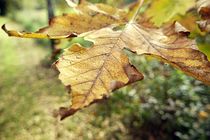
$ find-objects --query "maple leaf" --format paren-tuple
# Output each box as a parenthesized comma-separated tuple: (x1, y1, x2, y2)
(2, 2, 127, 39)
(55, 19, 210, 119)
(54, 0, 210, 118)
(56, 43, 144, 119)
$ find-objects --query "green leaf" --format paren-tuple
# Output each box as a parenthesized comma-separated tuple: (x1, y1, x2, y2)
(197, 34, 210, 60)
(69, 37, 94, 48)
(145, 0, 195, 26)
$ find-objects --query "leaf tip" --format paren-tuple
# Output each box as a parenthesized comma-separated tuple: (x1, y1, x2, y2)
(124, 64, 144, 83)
(2, 24, 9, 36)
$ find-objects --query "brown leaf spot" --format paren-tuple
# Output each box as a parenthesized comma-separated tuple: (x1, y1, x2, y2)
(199, 7, 210, 20)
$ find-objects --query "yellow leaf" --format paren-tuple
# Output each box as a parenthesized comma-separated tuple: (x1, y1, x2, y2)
(2, 3, 127, 39)
(56, 19, 210, 119)
(175, 12, 203, 36)
(56, 41, 144, 119)
(122, 21, 210, 85)
(199, 111, 209, 119)
(145, 0, 195, 26)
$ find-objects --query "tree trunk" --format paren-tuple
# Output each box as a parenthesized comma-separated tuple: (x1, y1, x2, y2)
(47, 0, 60, 60)
(0, 0, 7, 15)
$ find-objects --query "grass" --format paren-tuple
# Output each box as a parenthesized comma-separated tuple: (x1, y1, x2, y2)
(0, 16, 123, 140)
(0, 16, 74, 140)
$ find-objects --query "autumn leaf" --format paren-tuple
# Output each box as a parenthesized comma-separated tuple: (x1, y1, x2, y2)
(2, 2, 127, 39)
(55, 19, 210, 119)
(145, 0, 195, 26)
(175, 12, 203, 36)
(56, 42, 144, 119)
(123, 21, 210, 84)
(2, 1, 210, 119)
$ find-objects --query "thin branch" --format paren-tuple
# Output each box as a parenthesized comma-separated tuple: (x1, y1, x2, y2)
(130, 0, 144, 23)
(78, 0, 85, 4)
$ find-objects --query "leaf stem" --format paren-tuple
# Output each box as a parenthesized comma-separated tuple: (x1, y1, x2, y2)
(78, 0, 84, 4)
(129, 0, 144, 23)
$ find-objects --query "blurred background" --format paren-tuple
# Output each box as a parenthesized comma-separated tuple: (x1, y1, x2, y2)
(0, 0, 210, 140)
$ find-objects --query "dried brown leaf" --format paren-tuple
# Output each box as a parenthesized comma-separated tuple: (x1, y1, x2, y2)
(56, 30, 144, 119)
(56, 20, 210, 119)
(2, 3, 127, 39)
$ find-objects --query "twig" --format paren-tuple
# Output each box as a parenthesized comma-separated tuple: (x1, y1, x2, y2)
(130, 0, 144, 23)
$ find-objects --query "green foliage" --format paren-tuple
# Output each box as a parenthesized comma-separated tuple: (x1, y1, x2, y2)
(145, 0, 195, 26)
(197, 34, 210, 60)
(68, 37, 94, 48)
(95, 56, 210, 140)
